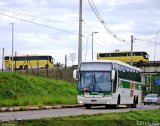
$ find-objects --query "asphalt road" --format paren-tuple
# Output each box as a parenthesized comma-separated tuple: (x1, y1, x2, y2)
(0, 103, 159, 121)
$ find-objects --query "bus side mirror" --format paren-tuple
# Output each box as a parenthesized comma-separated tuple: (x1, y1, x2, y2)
(73, 69, 78, 80)
(112, 69, 115, 80)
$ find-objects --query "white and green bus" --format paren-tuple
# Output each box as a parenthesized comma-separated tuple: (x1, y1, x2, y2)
(73, 60, 142, 109)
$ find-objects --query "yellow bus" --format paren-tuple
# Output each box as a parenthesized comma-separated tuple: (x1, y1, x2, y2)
(4, 55, 54, 70)
(97, 51, 149, 64)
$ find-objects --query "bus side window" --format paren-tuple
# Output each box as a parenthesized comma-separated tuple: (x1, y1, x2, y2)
(135, 52, 141, 56)
(99, 53, 105, 57)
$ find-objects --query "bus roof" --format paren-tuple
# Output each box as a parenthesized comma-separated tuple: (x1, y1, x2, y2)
(6, 54, 52, 57)
(98, 51, 147, 54)
(81, 60, 140, 71)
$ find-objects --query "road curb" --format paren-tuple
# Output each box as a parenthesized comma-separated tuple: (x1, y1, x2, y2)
(0, 104, 84, 112)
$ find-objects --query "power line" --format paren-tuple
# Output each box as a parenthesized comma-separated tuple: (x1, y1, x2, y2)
(0, 13, 78, 35)
(0, 9, 78, 22)
(88, 0, 112, 34)
(94, 41, 108, 49)
(0, 9, 49, 20)
(83, 35, 108, 50)
(134, 38, 160, 44)
(88, 0, 126, 42)
(83, 19, 114, 48)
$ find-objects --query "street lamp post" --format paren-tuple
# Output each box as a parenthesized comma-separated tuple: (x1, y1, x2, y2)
(92, 32, 98, 60)
(11, 23, 14, 71)
(130, 35, 133, 66)
(154, 31, 160, 62)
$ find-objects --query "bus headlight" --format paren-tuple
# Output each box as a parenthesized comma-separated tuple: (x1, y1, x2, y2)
(79, 100, 83, 104)
(107, 102, 110, 104)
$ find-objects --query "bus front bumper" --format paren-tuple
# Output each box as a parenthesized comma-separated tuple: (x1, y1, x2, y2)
(77, 96, 117, 105)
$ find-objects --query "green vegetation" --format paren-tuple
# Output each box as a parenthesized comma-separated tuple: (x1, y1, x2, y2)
(16, 67, 76, 82)
(0, 72, 77, 106)
(1, 110, 160, 126)
(143, 74, 160, 96)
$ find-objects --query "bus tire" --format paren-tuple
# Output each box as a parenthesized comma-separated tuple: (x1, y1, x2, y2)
(105, 105, 109, 109)
(139, 60, 143, 64)
(45, 64, 49, 68)
(131, 96, 137, 108)
(19, 65, 23, 70)
(112, 95, 120, 109)
(117, 95, 120, 107)
(24, 65, 28, 69)
(85, 104, 91, 109)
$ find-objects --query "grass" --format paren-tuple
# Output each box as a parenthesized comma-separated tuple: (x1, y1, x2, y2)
(1, 109, 160, 126)
(0, 72, 77, 106)
(16, 67, 75, 82)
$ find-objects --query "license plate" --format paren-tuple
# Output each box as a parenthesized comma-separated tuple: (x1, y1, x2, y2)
(91, 99, 97, 102)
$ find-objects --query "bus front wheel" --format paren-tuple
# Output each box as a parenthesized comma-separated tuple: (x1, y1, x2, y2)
(24, 65, 28, 69)
(19, 65, 23, 70)
(116, 95, 120, 107)
(139, 60, 143, 64)
(45, 64, 49, 68)
(85, 104, 91, 109)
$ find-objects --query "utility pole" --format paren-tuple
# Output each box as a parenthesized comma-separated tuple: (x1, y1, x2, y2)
(2, 48, 4, 72)
(65, 55, 67, 80)
(15, 51, 17, 72)
(130, 35, 133, 66)
(78, 0, 82, 66)
(11, 23, 14, 71)
(150, 74, 152, 92)
(154, 31, 160, 62)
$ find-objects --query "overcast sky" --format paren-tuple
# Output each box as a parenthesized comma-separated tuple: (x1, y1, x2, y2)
(0, 0, 160, 67)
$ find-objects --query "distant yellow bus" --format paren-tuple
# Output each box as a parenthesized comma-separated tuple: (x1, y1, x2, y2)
(4, 55, 54, 70)
(97, 51, 149, 63)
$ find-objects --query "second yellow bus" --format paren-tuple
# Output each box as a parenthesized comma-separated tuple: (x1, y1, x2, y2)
(97, 51, 149, 64)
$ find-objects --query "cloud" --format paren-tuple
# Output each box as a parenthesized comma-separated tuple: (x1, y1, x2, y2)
(109, 22, 134, 32)
(0, 0, 160, 67)
(39, 0, 48, 6)
(0, 1, 5, 6)
(17, 32, 53, 44)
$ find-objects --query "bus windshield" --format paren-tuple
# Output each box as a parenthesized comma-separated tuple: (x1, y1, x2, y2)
(5, 56, 9, 60)
(78, 71, 112, 92)
(142, 52, 149, 59)
(49, 56, 53, 63)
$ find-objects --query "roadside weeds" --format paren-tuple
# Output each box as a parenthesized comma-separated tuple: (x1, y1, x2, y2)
(0, 104, 84, 112)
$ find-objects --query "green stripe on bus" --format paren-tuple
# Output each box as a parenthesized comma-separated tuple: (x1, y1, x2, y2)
(136, 84, 142, 90)
(119, 79, 142, 90)
(104, 91, 112, 95)
(78, 91, 84, 95)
